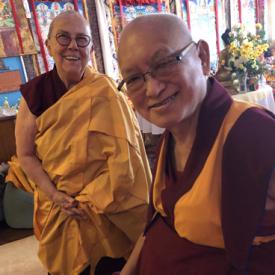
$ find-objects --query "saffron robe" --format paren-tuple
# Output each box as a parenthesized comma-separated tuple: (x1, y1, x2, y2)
(8, 67, 151, 275)
(138, 79, 275, 275)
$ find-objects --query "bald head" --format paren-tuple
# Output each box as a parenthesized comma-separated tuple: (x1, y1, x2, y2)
(117, 13, 210, 129)
(118, 14, 191, 61)
(47, 11, 91, 39)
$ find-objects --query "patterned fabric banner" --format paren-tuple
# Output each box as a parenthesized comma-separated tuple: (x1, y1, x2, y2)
(112, 3, 167, 42)
(104, 1, 167, 80)
(0, 0, 36, 57)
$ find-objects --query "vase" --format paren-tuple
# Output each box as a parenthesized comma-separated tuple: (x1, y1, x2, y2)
(247, 76, 259, 91)
(237, 72, 247, 93)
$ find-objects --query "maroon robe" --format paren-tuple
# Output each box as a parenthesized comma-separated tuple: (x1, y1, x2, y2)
(138, 78, 275, 275)
(20, 67, 67, 117)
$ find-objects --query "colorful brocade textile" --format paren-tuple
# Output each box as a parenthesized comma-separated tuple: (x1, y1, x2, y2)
(0, 0, 36, 57)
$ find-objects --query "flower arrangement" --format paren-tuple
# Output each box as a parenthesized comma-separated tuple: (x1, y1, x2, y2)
(224, 23, 269, 77)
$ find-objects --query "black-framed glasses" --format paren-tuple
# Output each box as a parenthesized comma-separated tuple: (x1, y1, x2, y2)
(118, 41, 196, 94)
(55, 33, 91, 48)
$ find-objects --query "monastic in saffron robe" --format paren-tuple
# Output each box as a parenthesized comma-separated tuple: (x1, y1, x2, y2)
(138, 78, 275, 275)
(8, 67, 151, 275)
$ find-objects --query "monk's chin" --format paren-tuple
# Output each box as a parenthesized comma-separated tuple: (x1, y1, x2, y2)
(64, 70, 83, 83)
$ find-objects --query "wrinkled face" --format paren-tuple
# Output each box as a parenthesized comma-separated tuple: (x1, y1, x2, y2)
(46, 14, 92, 87)
(118, 30, 209, 130)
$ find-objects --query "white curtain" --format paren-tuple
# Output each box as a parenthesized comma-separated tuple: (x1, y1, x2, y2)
(94, 0, 116, 79)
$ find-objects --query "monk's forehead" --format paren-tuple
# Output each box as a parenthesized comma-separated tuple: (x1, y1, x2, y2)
(120, 17, 190, 50)
(51, 14, 89, 33)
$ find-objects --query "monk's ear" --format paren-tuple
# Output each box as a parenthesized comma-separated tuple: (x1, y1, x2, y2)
(45, 39, 53, 57)
(90, 45, 94, 55)
(197, 40, 210, 76)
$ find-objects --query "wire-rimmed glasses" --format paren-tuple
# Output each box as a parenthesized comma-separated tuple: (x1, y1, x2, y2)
(55, 33, 91, 48)
(118, 41, 196, 95)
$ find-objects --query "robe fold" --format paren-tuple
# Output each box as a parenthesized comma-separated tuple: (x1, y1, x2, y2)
(7, 67, 151, 275)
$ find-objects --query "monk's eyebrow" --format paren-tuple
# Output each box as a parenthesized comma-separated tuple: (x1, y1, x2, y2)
(55, 30, 88, 36)
(122, 67, 140, 76)
(55, 30, 69, 35)
(150, 48, 172, 63)
(121, 47, 173, 76)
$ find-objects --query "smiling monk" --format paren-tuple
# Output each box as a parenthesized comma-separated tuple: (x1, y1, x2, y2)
(7, 11, 151, 275)
(117, 14, 275, 275)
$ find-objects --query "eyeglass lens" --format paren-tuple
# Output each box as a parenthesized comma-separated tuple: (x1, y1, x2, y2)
(56, 34, 90, 47)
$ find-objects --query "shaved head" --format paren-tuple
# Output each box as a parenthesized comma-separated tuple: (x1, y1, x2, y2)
(118, 14, 192, 62)
(45, 10, 93, 89)
(47, 11, 91, 39)
(117, 13, 210, 130)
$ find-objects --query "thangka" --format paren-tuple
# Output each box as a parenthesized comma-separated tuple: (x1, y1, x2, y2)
(112, 3, 167, 41)
(0, 0, 36, 57)
(106, 0, 168, 80)
(34, 1, 80, 42)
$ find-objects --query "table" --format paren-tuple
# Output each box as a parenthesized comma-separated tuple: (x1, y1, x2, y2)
(232, 85, 275, 114)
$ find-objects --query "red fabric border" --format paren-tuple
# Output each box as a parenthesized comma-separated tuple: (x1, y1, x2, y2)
(73, 0, 79, 11)
(29, 0, 49, 72)
(114, 0, 160, 4)
(255, 0, 259, 23)
(185, 0, 191, 30)
(238, 0, 242, 23)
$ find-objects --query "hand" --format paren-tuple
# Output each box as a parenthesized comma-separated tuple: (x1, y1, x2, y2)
(51, 190, 87, 220)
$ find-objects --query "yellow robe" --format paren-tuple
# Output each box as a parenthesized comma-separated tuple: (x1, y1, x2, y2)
(7, 67, 151, 275)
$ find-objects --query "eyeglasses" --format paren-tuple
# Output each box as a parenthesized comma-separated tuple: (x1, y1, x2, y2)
(118, 41, 196, 94)
(55, 33, 91, 48)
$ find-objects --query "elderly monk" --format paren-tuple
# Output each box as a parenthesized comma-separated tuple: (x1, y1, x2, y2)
(117, 14, 275, 275)
(8, 11, 151, 275)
